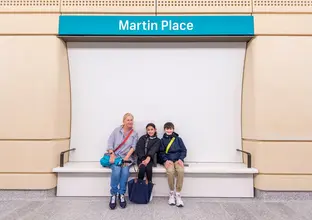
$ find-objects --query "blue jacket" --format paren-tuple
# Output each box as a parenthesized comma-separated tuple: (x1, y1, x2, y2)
(159, 132, 187, 163)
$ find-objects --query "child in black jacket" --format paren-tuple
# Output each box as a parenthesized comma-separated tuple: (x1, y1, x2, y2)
(135, 123, 160, 182)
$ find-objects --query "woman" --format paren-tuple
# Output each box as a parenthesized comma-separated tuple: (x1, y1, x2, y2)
(106, 113, 138, 210)
(136, 123, 160, 182)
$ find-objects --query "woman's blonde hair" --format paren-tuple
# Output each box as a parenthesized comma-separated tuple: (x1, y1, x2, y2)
(122, 113, 134, 124)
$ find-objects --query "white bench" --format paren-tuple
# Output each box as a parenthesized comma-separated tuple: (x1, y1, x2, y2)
(53, 161, 258, 197)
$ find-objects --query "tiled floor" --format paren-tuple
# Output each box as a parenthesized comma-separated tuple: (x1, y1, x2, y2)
(1, 196, 312, 220)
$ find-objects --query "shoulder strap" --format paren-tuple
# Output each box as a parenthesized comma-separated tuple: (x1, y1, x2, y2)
(144, 137, 149, 155)
(165, 137, 175, 154)
(114, 129, 134, 153)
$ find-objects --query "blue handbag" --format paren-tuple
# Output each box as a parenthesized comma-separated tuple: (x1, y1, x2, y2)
(100, 155, 124, 167)
(128, 178, 154, 204)
(100, 153, 112, 167)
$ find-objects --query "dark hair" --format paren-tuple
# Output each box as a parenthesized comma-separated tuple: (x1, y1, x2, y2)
(146, 123, 157, 137)
(164, 122, 174, 130)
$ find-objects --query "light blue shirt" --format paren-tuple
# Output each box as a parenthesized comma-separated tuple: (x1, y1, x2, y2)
(107, 126, 138, 161)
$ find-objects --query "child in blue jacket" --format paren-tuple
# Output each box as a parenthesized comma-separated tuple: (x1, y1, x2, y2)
(159, 122, 187, 207)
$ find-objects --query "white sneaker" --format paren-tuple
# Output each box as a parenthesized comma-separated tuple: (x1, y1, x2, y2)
(168, 191, 176, 205)
(175, 193, 184, 207)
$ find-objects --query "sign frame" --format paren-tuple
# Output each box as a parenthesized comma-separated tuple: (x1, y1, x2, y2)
(58, 15, 254, 37)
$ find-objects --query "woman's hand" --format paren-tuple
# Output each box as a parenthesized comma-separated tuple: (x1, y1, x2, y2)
(124, 156, 129, 162)
(123, 148, 134, 164)
(177, 159, 184, 167)
(109, 154, 116, 164)
(164, 160, 173, 169)
(122, 156, 130, 167)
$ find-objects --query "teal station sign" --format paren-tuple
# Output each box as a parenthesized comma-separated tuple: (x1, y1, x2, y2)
(58, 15, 254, 36)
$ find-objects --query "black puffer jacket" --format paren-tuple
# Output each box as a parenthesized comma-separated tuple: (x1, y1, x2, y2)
(135, 135, 160, 164)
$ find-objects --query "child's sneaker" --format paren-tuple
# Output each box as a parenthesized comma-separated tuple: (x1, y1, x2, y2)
(175, 193, 184, 207)
(168, 191, 176, 205)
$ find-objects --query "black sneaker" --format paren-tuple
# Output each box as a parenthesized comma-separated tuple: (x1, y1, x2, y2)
(119, 194, 127, 208)
(109, 195, 117, 210)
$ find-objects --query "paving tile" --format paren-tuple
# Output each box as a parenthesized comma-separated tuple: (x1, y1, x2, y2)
(21, 199, 72, 220)
(0, 201, 26, 219)
(198, 202, 232, 220)
(241, 201, 279, 220)
(221, 202, 257, 220)
(50, 199, 94, 220)
(265, 202, 309, 220)
(1, 201, 44, 220)
(152, 201, 181, 220)
(285, 201, 312, 219)
(124, 203, 155, 220)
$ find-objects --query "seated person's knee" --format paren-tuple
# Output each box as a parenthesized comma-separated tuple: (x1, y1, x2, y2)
(176, 167, 184, 175)
(166, 167, 175, 175)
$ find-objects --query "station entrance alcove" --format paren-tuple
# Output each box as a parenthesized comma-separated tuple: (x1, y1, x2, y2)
(53, 15, 258, 198)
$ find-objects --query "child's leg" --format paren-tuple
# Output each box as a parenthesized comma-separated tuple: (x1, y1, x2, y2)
(174, 161, 184, 193)
(146, 161, 153, 182)
(138, 164, 146, 180)
(166, 164, 176, 205)
(166, 164, 175, 191)
(174, 161, 185, 207)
